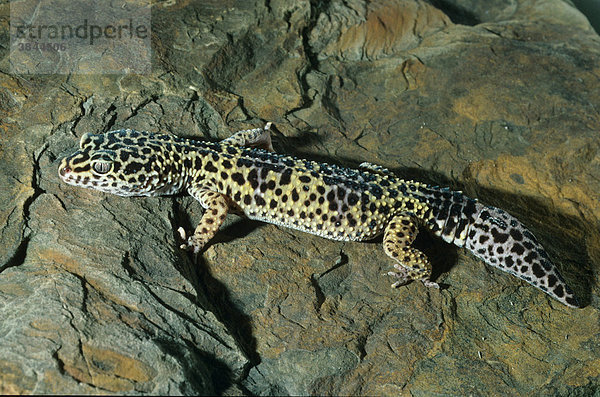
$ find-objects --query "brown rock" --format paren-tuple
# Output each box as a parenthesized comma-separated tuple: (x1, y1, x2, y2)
(1, 0, 599, 395)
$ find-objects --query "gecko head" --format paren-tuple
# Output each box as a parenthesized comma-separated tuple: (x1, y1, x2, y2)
(466, 205, 580, 308)
(59, 130, 165, 197)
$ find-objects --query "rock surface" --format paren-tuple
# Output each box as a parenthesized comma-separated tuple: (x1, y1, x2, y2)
(1, 0, 600, 394)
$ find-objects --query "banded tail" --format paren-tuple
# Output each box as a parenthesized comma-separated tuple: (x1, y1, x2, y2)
(420, 187, 580, 308)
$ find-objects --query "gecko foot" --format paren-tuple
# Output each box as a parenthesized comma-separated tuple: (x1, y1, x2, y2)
(388, 264, 439, 289)
(177, 227, 204, 254)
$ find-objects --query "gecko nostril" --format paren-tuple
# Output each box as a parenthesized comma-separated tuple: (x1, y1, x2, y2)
(59, 165, 72, 177)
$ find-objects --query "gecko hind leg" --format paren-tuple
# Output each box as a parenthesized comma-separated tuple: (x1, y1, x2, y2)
(383, 214, 439, 289)
(220, 122, 274, 151)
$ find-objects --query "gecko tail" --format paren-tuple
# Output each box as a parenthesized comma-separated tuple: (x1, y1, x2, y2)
(464, 204, 580, 308)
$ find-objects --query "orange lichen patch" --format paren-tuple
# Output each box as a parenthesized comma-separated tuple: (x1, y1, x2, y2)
(451, 85, 517, 123)
(329, 0, 450, 59)
(0, 282, 32, 297)
(32, 248, 83, 276)
(30, 318, 62, 332)
(413, 126, 455, 159)
(0, 360, 36, 394)
(236, 57, 304, 120)
(61, 344, 156, 392)
(466, 154, 600, 221)
(32, 248, 142, 314)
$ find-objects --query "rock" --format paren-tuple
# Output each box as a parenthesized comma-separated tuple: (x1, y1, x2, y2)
(1, 0, 599, 395)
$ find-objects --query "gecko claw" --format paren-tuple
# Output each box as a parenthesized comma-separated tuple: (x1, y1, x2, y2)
(177, 227, 204, 254)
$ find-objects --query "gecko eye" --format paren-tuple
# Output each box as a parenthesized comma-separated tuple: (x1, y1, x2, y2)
(92, 160, 112, 174)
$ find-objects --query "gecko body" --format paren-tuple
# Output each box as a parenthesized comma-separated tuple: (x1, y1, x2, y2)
(58, 123, 579, 307)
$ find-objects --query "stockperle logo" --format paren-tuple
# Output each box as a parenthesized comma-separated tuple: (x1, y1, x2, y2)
(10, 0, 151, 74)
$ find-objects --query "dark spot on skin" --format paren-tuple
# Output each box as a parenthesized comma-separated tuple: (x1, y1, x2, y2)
(491, 228, 509, 244)
(479, 210, 491, 221)
(566, 296, 578, 306)
(233, 192, 241, 202)
(255, 195, 266, 206)
(231, 173, 245, 185)
(222, 160, 232, 169)
(267, 180, 276, 190)
(280, 169, 292, 185)
(243, 195, 252, 205)
(248, 169, 259, 189)
(221, 172, 229, 180)
(540, 259, 552, 270)
(326, 190, 336, 202)
(497, 246, 504, 254)
(510, 229, 523, 241)
(316, 208, 321, 215)
(270, 199, 277, 209)
(291, 189, 299, 201)
(322, 214, 328, 221)
(124, 161, 144, 175)
(479, 235, 489, 244)
(505, 256, 514, 268)
(309, 193, 316, 201)
(275, 188, 282, 196)
(299, 175, 311, 183)
(282, 195, 288, 203)
(532, 263, 545, 278)
(329, 202, 337, 211)
(554, 284, 565, 298)
(317, 186, 325, 194)
(260, 168, 269, 180)
(260, 183, 268, 192)
(520, 266, 528, 273)
(511, 243, 525, 255)
(524, 251, 538, 263)
(287, 209, 294, 216)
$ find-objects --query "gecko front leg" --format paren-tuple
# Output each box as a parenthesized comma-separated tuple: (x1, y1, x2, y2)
(179, 187, 229, 253)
